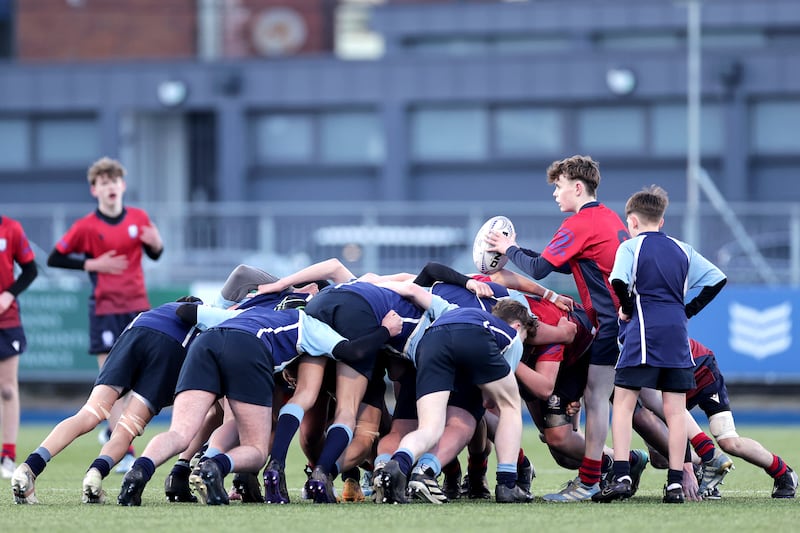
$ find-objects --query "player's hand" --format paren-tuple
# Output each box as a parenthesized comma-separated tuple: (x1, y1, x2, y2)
(618, 308, 631, 322)
(465, 278, 494, 298)
(139, 224, 163, 251)
(555, 293, 574, 312)
(282, 367, 298, 389)
(556, 316, 578, 343)
(256, 281, 284, 295)
(381, 310, 403, 337)
(0, 291, 13, 314)
(682, 462, 702, 501)
(89, 250, 129, 274)
(565, 400, 581, 417)
(485, 229, 516, 255)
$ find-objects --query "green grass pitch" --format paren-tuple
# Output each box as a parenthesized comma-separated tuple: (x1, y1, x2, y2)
(3, 423, 797, 533)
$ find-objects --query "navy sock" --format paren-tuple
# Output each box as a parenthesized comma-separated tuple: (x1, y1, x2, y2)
(89, 455, 114, 478)
(170, 460, 191, 478)
(667, 468, 683, 486)
(496, 470, 517, 489)
(391, 450, 414, 477)
(270, 405, 303, 467)
(212, 454, 233, 476)
(342, 466, 360, 482)
(25, 453, 48, 477)
(316, 425, 352, 473)
(133, 457, 156, 483)
(613, 460, 631, 480)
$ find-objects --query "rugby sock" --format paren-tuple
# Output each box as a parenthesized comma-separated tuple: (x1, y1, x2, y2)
(391, 449, 414, 477)
(316, 424, 353, 473)
(127, 445, 135, 456)
(88, 455, 114, 478)
(374, 453, 391, 471)
(211, 454, 233, 476)
(612, 460, 630, 482)
(496, 463, 517, 489)
(690, 432, 716, 463)
(132, 457, 156, 482)
(2, 443, 16, 461)
(170, 459, 191, 478)
(204, 447, 223, 458)
(667, 469, 683, 488)
(417, 453, 442, 477)
(517, 448, 525, 466)
(578, 456, 602, 486)
(25, 447, 51, 477)
(270, 404, 304, 467)
(766, 455, 788, 478)
(341, 466, 360, 482)
(442, 458, 461, 479)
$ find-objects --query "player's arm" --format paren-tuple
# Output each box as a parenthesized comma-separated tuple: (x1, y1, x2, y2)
(256, 258, 355, 295)
(412, 262, 494, 298)
(140, 222, 164, 259)
(47, 248, 128, 274)
(301, 310, 402, 362)
(0, 260, 38, 314)
(490, 269, 573, 311)
(526, 316, 576, 345)
(377, 280, 434, 310)
(684, 248, 727, 318)
(515, 358, 560, 400)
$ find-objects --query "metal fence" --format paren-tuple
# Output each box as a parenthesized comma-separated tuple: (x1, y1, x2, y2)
(4, 200, 800, 291)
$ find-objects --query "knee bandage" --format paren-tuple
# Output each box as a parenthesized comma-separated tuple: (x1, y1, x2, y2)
(708, 411, 738, 440)
(81, 399, 112, 423)
(117, 412, 147, 437)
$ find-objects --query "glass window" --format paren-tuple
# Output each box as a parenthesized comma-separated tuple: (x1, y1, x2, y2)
(752, 101, 800, 154)
(320, 111, 384, 164)
(0, 119, 30, 169)
(490, 36, 569, 53)
(652, 103, 722, 156)
(596, 32, 680, 51)
(253, 114, 313, 163)
(495, 107, 562, 156)
(36, 118, 98, 166)
(411, 107, 488, 161)
(578, 107, 645, 152)
(405, 37, 488, 55)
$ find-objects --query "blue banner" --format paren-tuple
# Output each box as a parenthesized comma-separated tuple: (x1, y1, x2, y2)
(688, 286, 799, 382)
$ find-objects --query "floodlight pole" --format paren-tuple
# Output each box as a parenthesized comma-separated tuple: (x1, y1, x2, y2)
(684, 0, 702, 248)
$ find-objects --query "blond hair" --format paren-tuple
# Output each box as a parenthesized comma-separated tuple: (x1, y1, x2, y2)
(87, 157, 126, 185)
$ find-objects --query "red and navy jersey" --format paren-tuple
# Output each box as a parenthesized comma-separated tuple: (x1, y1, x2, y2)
(523, 296, 595, 368)
(540, 202, 629, 338)
(0, 216, 36, 328)
(126, 302, 199, 347)
(55, 207, 152, 315)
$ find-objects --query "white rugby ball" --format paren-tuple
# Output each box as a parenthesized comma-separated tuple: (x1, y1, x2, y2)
(472, 215, 515, 274)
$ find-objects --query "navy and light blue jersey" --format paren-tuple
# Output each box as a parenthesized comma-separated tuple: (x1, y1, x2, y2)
(211, 306, 347, 372)
(235, 290, 312, 311)
(429, 307, 523, 371)
(610, 231, 726, 369)
(430, 281, 506, 311)
(126, 302, 198, 347)
(328, 281, 423, 355)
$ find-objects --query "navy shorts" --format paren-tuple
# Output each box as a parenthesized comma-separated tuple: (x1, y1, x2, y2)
(415, 323, 511, 398)
(392, 361, 485, 423)
(520, 355, 589, 429)
(89, 305, 142, 355)
(304, 290, 380, 378)
(686, 358, 731, 417)
(589, 334, 619, 366)
(615, 365, 696, 393)
(96, 327, 189, 414)
(0, 326, 26, 360)
(176, 328, 275, 407)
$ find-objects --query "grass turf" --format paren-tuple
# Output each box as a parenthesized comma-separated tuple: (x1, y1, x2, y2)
(3, 423, 797, 533)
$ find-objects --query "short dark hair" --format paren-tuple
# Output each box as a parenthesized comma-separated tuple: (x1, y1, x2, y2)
(491, 299, 538, 339)
(625, 185, 669, 224)
(546, 155, 601, 196)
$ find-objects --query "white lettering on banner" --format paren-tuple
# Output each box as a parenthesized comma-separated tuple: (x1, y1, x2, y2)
(728, 301, 792, 360)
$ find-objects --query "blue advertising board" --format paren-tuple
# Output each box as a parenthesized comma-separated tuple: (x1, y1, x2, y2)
(688, 286, 800, 382)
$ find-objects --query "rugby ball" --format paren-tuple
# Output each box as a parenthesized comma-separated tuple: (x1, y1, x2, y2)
(472, 216, 515, 274)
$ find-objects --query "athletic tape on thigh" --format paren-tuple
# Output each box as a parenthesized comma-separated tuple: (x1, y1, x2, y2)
(353, 423, 381, 440)
(708, 411, 738, 440)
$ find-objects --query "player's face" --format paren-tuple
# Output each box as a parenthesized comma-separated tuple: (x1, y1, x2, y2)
(552, 174, 578, 213)
(91, 175, 126, 209)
